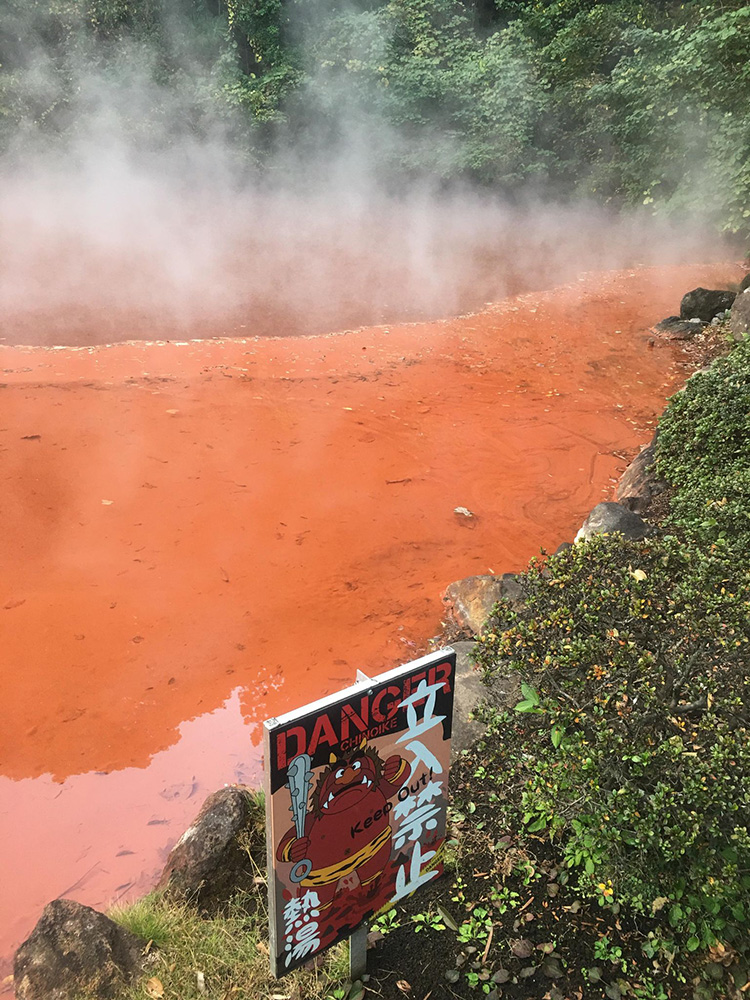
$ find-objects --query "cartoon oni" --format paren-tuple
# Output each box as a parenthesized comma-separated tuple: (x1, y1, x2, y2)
(277, 740, 406, 909)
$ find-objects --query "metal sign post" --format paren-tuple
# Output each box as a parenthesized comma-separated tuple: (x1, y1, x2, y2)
(349, 923, 368, 982)
(350, 670, 373, 983)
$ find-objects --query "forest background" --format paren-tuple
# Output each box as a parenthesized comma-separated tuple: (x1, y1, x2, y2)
(1, 0, 749, 241)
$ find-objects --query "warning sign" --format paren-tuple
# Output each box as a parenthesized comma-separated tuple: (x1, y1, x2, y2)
(263, 648, 456, 976)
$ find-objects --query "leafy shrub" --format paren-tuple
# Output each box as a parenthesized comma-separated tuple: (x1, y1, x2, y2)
(656, 340, 750, 550)
(666, 469, 750, 554)
(474, 533, 750, 955)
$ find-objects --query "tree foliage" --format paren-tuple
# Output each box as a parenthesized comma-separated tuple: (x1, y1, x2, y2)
(1, 0, 749, 229)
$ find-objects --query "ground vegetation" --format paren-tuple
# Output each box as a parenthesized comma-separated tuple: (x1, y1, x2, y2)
(466, 325, 750, 999)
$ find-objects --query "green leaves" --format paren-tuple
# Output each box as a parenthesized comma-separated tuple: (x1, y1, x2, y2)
(514, 682, 541, 713)
(436, 903, 458, 931)
(656, 341, 750, 554)
(526, 815, 548, 833)
(668, 903, 684, 927)
(475, 510, 750, 964)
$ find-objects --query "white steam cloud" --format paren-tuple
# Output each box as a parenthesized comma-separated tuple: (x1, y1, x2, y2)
(0, 1, 729, 348)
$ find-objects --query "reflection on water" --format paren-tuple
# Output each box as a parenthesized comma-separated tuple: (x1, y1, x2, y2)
(0, 688, 260, 987)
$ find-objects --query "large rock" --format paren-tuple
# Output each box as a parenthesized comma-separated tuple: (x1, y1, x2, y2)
(680, 287, 736, 322)
(157, 786, 262, 912)
(450, 641, 486, 756)
(729, 288, 750, 340)
(443, 573, 523, 636)
(575, 502, 651, 542)
(653, 315, 704, 340)
(739, 272, 750, 294)
(14, 899, 146, 1000)
(450, 641, 519, 756)
(615, 441, 665, 514)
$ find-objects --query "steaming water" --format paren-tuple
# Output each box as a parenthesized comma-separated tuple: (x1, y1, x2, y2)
(0, 252, 737, 987)
(0, 170, 729, 349)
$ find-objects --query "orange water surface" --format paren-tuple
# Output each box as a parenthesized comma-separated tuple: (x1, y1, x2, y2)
(0, 260, 738, 986)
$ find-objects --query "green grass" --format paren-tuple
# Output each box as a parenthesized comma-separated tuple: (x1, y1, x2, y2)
(110, 889, 350, 1000)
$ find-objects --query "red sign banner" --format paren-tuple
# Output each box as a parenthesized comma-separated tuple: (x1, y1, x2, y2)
(263, 648, 456, 976)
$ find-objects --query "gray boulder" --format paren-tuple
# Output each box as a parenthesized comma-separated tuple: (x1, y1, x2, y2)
(739, 272, 750, 294)
(575, 502, 651, 542)
(653, 315, 704, 340)
(450, 641, 487, 755)
(450, 641, 519, 755)
(680, 287, 736, 322)
(14, 899, 146, 1000)
(729, 288, 750, 340)
(157, 786, 262, 912)
(443, 573, 523, 636)
(615, 441, 665, 515)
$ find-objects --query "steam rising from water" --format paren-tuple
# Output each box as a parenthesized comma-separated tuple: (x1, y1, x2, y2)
(0, 4, 728, 348)
(0, 159, 728, 348)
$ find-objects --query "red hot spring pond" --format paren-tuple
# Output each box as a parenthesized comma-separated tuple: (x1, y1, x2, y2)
(0, 242, 739, 987)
